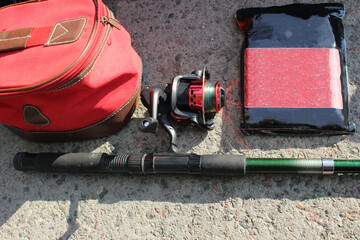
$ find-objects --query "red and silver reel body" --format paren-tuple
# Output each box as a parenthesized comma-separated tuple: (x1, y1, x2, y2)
(170, 68, 225, 129)
(139, 68, 225, 152)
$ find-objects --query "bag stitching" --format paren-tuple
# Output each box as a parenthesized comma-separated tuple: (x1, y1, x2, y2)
(52, 19, 113, 91)
(45, 18, 87, 46)
(0, 35, 30, 41)
(48, 24, 69, 43)
(54, 8, 117, 90)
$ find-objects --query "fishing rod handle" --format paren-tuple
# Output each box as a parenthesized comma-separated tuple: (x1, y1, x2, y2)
(13, 152, 246, 175)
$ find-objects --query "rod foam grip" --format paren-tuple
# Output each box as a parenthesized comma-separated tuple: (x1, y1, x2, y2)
(201, 155, 246, 176)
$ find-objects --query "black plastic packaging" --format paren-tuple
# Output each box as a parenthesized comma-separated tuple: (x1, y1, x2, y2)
(237, 3, 355, 135)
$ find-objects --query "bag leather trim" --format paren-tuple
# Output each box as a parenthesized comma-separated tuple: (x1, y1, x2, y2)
(46, 18, 87, 46)
(0, 28, 32, 52)
(23, 105, 50, 126)
(0, 18, 87, 53)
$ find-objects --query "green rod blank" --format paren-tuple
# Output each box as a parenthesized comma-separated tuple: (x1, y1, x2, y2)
(246, 158, 323, 174)
(334, 160, 360, 173)
(246, 158, 360, 174)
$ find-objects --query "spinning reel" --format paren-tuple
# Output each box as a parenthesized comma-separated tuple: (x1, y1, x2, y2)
(139, 67, 226, 152)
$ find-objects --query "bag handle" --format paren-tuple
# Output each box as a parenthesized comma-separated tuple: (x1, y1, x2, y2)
(0, 18, 86, 53)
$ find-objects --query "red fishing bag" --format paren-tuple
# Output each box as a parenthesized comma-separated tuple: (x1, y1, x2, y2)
(0, 0, 142, 141)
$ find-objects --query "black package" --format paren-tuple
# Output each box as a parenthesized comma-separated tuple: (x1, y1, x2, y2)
(236, 3, 355, 135)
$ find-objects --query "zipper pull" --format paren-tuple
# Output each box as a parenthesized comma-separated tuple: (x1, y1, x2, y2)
(100, 16, 121, 30)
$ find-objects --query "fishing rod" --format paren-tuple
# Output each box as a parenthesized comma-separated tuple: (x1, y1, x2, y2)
(13, 151, 360, 175)
(13, 68, 360, 175)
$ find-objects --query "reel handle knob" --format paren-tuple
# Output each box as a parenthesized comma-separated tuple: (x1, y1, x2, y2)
(139, 117, 159, 134)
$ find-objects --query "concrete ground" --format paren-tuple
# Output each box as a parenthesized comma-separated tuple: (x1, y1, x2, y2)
(1, 0, 360, 239)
